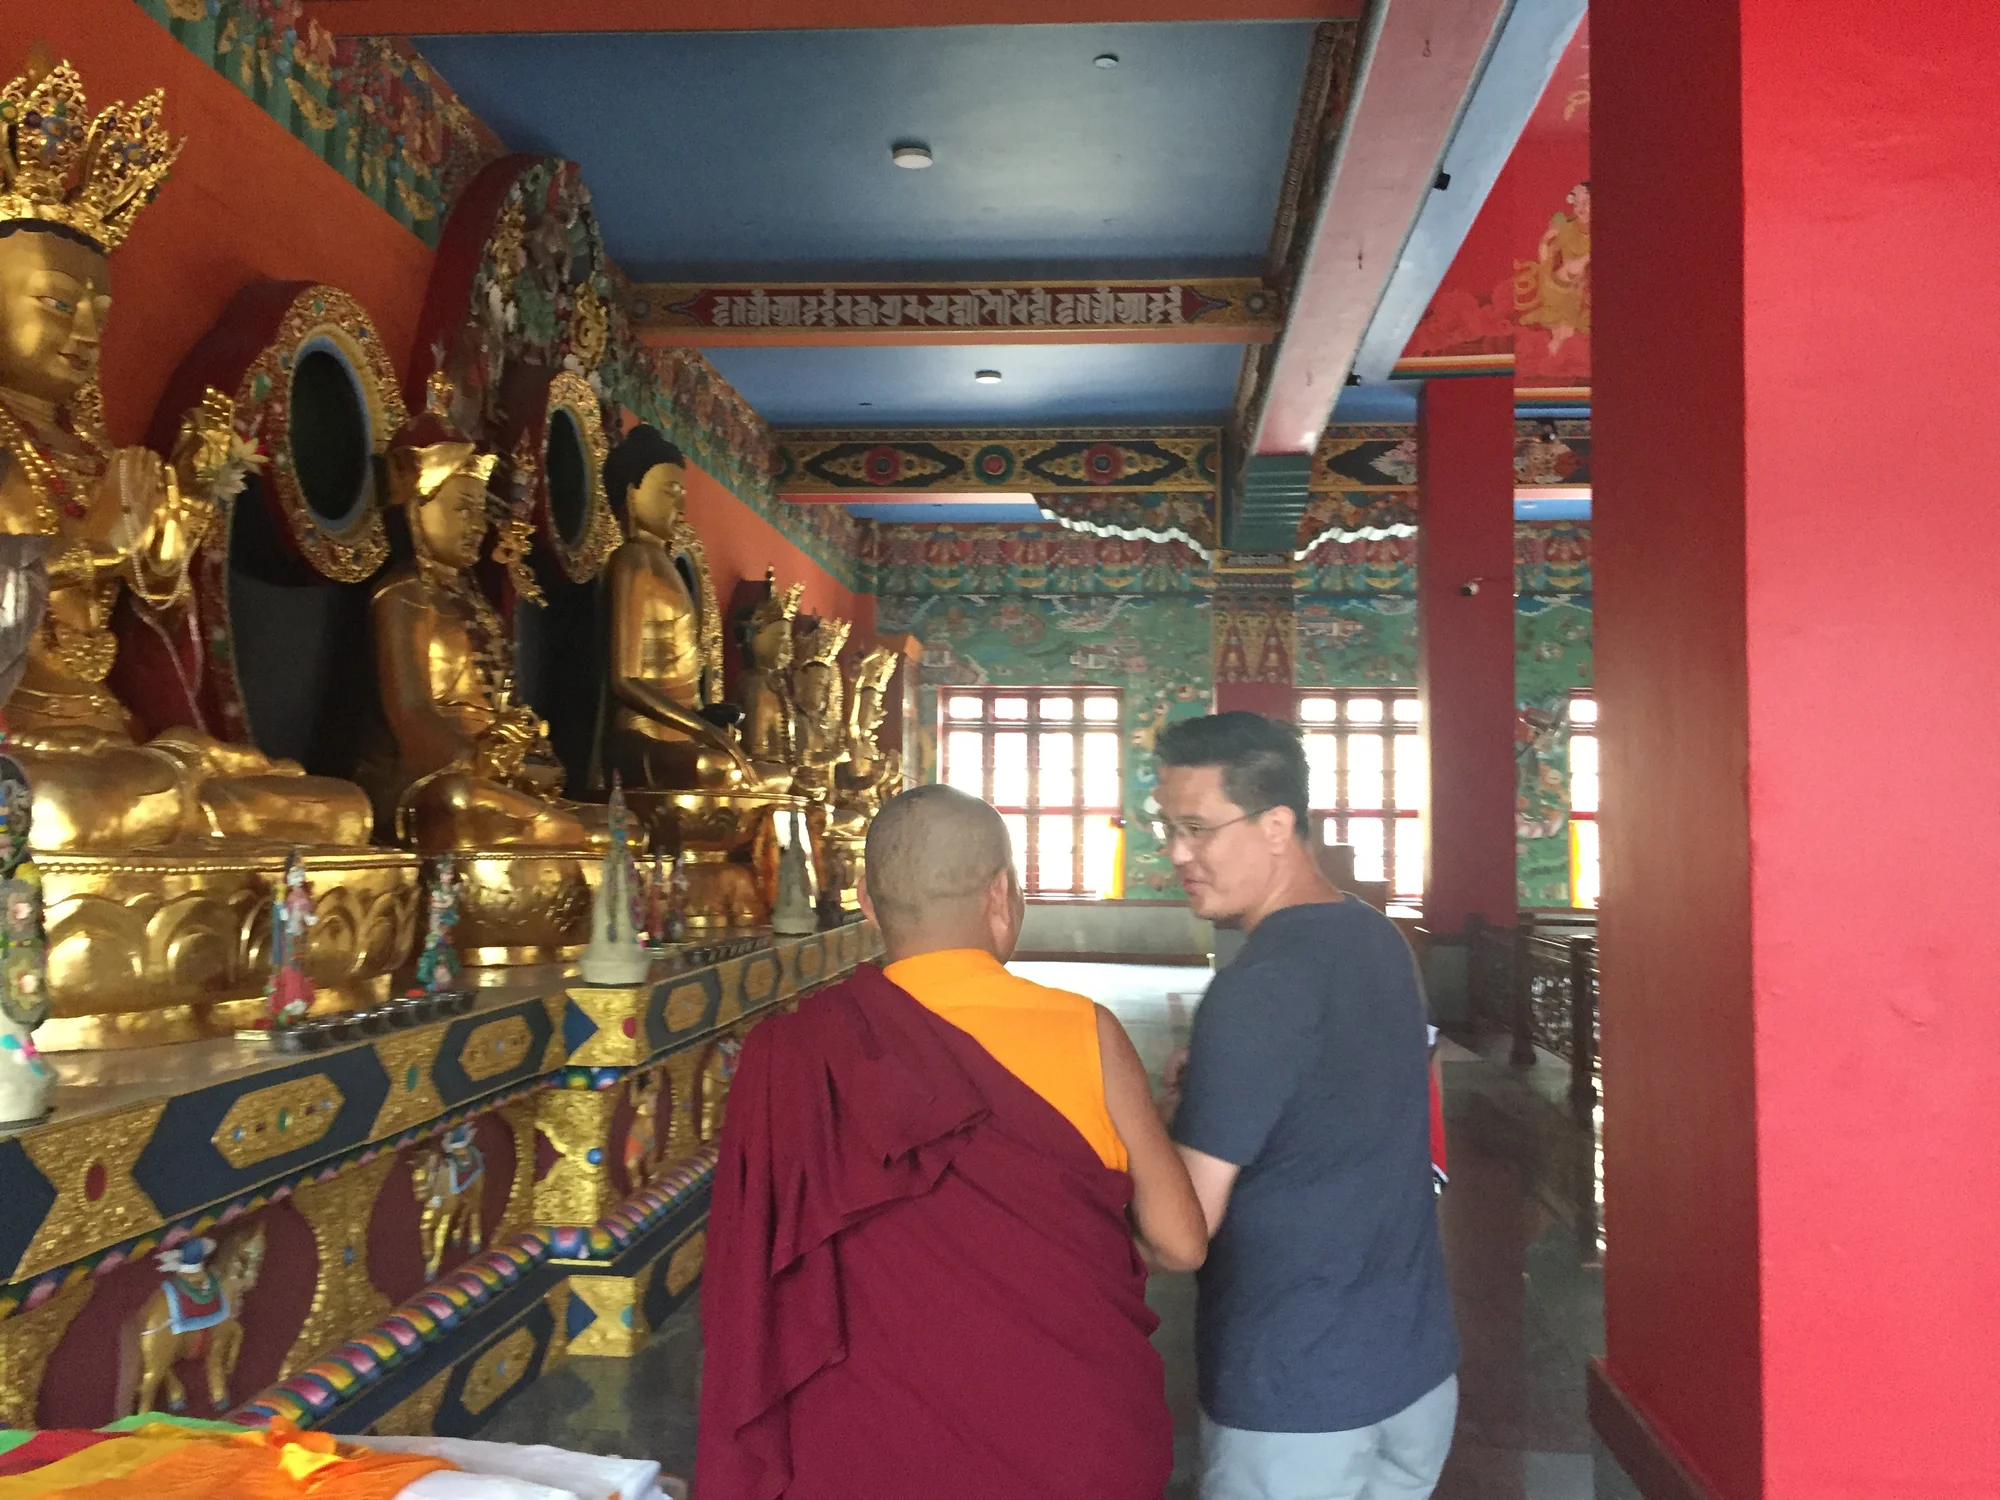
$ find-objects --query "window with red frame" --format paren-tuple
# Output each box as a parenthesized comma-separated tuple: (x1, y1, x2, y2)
(938, 689, 1123, 896)
(1297, 689, 1425, 904)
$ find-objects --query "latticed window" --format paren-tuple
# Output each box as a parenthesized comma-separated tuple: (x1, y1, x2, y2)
(1568, 692, 1599, 908)
(939, 689, 1123, 897)
(1297, 690, 1425, 903)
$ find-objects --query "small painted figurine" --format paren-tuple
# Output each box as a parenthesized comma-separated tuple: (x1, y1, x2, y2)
(415, 853, 463, 996)
(266, 850, 316, 1026)
(0, 753, 51, 1127)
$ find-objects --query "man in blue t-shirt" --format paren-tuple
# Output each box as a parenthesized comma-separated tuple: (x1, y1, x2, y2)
(1154, 712, 1459, 1500)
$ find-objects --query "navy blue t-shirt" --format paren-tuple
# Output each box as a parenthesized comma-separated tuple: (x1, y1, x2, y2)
(1172, 898, 1458, 1432)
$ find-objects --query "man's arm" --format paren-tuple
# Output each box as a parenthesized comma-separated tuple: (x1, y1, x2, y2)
(1096, 1006, 1208, 1272)
(1175, 1146, 1241, 1237)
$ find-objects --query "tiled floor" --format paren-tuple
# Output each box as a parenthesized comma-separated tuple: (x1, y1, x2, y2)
(480, 961, 1640, 1499)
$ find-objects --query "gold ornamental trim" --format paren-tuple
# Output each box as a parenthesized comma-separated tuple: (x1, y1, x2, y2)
(211, 1075, 346, 1169)
(458, 1325, 536, 1416)
(457, 1015, 534, 1083)
(237, 285, 407, 583)
(280, 1156, 394, 1378)
(664, 1227, 707, 1297)
(541, 370, 619, 584)
(15, 1102, 168, 1281)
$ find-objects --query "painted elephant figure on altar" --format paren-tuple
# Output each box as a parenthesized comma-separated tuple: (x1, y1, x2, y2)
(121, 1226, 267, 1416)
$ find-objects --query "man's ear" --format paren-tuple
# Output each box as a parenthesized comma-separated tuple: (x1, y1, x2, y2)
(857, 873, 877, 927)
(1262, 804, 1298, 849)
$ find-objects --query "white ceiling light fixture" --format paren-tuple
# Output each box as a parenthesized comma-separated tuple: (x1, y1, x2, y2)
(891, 141, 933, 169)
(1094, 53, 1120, 69)
(973, 369, 1003, 384)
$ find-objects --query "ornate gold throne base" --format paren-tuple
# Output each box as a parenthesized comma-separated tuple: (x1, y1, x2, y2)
(36, 845, 423, 1050)
(452, 849, 600, 965)
(626, 790, 797, 931)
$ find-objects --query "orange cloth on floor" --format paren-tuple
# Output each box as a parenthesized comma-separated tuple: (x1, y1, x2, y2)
(20, 1422, 452, 1500)
(883, 948, 1128, 1171)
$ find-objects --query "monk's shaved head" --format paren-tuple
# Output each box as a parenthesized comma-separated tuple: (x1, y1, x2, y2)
(863, 785, 1018, 953)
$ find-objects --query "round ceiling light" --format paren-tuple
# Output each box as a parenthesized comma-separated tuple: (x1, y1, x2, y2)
(973, 369, 1003, 384)
(891, 142, 933, 169)
(1094, 52, 1120, 69)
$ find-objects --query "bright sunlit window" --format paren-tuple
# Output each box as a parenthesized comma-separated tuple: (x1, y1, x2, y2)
(939, 689, 1123, 896)
(1297, 690, 1424, 903)
(1568, 692, 1599, 908)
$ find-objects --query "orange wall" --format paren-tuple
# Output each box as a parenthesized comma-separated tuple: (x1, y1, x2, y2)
(18, 1, 433, 442)
(684, 462, 875, 645)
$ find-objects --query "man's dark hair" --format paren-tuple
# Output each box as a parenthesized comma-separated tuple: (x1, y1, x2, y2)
(1154, 712, 1310, 840)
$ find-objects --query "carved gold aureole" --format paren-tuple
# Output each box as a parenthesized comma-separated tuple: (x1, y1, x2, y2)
(541, 371, 620, 584)
(238, 286, 407, 582)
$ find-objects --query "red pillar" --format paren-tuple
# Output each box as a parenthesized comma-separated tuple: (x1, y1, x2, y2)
(1593, 3, 2000, 1497)
(1417, 376, 1517, 932)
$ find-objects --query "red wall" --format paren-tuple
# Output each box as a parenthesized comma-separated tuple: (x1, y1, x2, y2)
(19, 1, 434, 443)
(683, 465, 875, 646)
(1417, 376, 1517, 932)
(1599, 1, 2000, 1495)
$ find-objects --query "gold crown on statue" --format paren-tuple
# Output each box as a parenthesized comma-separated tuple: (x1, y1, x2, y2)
(0, 55, 183, 251)
(853, 645, 899, 693)
(796, 616, 851, 668)
(748, 575, 805, 630)
(392, 371, 499, 500)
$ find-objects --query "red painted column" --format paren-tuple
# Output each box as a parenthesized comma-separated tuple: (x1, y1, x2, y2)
(1214, 681, 1297, 718)
(1594, 3, 2000, 1497)
(1417, 376, 1517, 932)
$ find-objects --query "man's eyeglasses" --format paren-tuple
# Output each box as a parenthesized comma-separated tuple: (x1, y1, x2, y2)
(1147, 810, 1269, 849)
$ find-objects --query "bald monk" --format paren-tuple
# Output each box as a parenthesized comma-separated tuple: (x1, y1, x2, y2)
(698, 784, 1207, 1500)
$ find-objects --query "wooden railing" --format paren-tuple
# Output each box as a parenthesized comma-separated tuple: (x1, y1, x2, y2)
(1511, 913, 1598, 1123)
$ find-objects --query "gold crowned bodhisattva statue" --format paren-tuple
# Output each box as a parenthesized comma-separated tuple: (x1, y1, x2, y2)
(599, 426, 755, 793)
(369, 377, 607, 854)
(0, 57, 374, 852)
(789, 615, 851, 800)
(833, 645, 904, 834)
(734, 573, 803, 793)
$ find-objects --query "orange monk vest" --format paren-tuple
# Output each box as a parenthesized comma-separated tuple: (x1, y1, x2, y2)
(883, 949, 1129, 1172)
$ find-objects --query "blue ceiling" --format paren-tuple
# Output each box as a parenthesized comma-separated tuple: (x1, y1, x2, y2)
(704, 342, 1243, 427)
(418, 23, 1317, 280)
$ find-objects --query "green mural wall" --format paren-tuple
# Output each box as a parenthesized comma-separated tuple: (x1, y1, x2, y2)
(874, 593, 1214, 895)
(876, 518, 1593, 907)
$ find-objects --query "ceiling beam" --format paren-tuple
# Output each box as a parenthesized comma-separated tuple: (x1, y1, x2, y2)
(776, 428, 1220, 495)
(1250, 0, 1510, 457)
(630, 278, 1278, 348)
(303, 0, 1362, 37)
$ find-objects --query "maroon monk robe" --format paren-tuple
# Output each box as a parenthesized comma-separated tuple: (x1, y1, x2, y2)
(696, 962, 1171, 1500)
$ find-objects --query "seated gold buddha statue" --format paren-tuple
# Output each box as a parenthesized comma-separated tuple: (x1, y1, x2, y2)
(0, 58, 371, 853)
(600, 426, 756, 793)
(734, 574, 803, 793)
(368, 386, 607, 854)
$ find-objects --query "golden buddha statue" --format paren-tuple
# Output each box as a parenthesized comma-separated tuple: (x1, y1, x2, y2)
(368, 380, 606, 854)
(0, 58, 374, 853)
(0, 58, 418, 1042)
(734, 574, 803, 793)
(834, 645, 904, 831)
(600, 426, 755, 793)
(789, 615, 851, 800)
